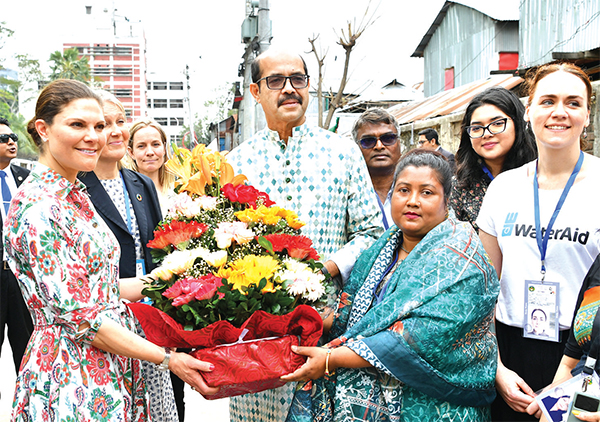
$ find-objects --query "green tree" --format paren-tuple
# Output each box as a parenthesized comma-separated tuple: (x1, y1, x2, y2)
(49, 48, 91, 82)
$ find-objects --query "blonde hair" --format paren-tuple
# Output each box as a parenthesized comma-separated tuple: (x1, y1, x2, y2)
(95, 89, 128, 169)
(128, 118, 175, 190)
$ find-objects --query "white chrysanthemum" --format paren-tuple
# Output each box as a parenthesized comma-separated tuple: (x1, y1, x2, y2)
(204, 250, 228, 267)
(282, 257, 310, 273)
(152, 246, 209, 280)
(196, 195, 218, 211)
(277, 264, 326, 302)
(213, 221, 254, 249)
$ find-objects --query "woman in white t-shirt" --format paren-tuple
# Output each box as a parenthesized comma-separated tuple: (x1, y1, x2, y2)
(477, 62, 599, 421)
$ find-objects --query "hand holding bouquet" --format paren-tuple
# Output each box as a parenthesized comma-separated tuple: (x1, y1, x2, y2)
(128, 145, 329, 398)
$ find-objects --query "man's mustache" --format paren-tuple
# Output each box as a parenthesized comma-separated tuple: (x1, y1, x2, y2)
(278, 94, 303, 107)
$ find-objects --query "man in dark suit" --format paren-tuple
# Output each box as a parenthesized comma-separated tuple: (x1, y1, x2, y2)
(418, 128, 456, 172)
(0, 117, 33, 373)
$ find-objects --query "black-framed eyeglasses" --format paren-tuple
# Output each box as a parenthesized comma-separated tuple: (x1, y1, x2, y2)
(466, 118, 510, 139)
(256, 74, 309, 90)
(0, 133, 18, 144)
(359, 133, 398, 149)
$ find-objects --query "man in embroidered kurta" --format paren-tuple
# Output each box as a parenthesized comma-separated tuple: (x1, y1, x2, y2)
(227, 49, 384, 422)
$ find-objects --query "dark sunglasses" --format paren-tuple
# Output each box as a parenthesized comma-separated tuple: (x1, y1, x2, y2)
(0, 133, 18, 144)
(359, 133, 398, 149)
(256, 74, 309, 90)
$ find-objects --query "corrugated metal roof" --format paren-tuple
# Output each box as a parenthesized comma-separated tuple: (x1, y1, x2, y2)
(412, 0, 520, 57)
(388, 74, 523, 124)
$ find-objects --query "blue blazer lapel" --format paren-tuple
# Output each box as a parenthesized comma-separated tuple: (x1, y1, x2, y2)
(80, 172, 130, 234)
(122, 169, 149, 245)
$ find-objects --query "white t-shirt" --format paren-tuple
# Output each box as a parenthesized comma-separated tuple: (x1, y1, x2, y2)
(477, 158, 600, 330)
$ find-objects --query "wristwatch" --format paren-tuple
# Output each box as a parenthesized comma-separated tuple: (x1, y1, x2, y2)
(158, 348, 171, 371)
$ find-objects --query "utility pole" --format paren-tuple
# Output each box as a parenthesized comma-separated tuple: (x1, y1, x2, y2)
(237, 0, 271, 148)
(185, 64, 195, 147)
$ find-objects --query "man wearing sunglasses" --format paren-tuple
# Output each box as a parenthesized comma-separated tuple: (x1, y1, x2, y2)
(417, 128, 456, 172)
(0, 118, 32, 377)
(227, 49, 383, 422)
(352, 109, 401, 230)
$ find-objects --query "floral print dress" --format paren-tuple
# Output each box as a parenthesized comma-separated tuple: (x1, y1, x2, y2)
(4, 164, 151, 422)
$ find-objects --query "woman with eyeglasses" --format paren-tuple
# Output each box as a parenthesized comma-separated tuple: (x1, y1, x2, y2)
(450, 87, 537, 231)
(476, 63, 600, 421)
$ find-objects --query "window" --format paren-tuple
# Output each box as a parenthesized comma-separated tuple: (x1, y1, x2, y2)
(155, 118, 168, 126)
(115, 89, 132, 97)
(92, 68, 110, 76)
(114, 68, 132, 75)
(170, 135, 183, 143)
(499, 53, 519, 71)
(147, 82, 152, 90)
(170, 117, 184, 126)
(147, 99, 152, 108)
(153, 82, 167, 90)
(170, 82, 184, 90)
(170, 99, 184, 108)
(444, 67, 454, 91)
(125, 109, 132, 118)
(153, 99, 168, 108)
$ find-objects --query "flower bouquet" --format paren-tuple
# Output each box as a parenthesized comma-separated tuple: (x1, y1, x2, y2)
(126, 144, 329, 399)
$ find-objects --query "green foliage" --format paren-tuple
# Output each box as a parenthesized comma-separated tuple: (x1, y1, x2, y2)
(143, 277, 296, 329)
(49, 48, 91, 82)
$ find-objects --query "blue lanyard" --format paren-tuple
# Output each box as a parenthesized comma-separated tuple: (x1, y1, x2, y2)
(376, 195, 389, 230)
(120, 172, 134, 235)
(533, 151, 584, 278)
(481, 163, 495, 181)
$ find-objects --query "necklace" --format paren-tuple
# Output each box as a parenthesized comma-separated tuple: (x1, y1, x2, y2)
(400, 245, 410, 254)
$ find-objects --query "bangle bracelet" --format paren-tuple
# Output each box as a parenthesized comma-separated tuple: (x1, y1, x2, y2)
(321, 265, 330, 277)
(325, 348, 335, 376)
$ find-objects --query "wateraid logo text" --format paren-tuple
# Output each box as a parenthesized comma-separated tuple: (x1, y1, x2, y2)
(501, 212, 589, 245)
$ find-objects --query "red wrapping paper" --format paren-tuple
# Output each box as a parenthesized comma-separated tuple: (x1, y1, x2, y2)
(127, 303, 323, 399)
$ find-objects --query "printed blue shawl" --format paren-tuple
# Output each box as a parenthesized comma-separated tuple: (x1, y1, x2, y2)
(288, 216, 500, 422)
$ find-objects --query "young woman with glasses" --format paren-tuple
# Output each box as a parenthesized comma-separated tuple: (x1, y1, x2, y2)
(450, 86, 537, 230)
(477, 63, 600, 421)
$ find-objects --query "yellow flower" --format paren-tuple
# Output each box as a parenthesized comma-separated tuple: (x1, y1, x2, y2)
(216, 255, 280, 293)
(165, 145, 247, 196)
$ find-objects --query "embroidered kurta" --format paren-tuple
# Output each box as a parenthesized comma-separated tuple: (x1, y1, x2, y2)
(4, 164, 151, 422)
(227, 124, 384, 281)
(227, 124, 384, 422)
(288, 216, 500, 422)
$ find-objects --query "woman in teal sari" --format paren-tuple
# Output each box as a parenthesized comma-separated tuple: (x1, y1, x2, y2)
(282, 149, 500, 421)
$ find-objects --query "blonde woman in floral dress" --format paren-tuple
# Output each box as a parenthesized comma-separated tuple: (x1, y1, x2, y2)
(4, 79, 217, 422)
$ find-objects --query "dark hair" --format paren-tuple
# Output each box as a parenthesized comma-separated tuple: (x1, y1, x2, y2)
(418, 128, 439, 145)
(27, 79, 102, 152)
(0, 117, 10, 128)
(251, 52, 308, 84)
(351, 108, 399, 142)
(455, 87, 537, 190)
(393, 149, 453, 201)
(531, 308, 547, 319)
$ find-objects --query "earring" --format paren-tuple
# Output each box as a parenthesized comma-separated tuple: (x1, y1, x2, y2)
(445, 208, 449, 219)
(583, 127, 588, 139)
(525, 121, 531, 132)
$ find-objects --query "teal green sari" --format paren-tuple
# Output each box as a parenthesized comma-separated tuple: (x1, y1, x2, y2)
(288, 216, 499, 422)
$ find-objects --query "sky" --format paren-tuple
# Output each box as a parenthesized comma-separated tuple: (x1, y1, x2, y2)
(2, 0, 446, 115)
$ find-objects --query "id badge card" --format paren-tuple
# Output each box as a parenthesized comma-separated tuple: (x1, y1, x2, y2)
(136, 259, 146, 278)
(536, 371, 600, 422)
(524, 280, 560, 342)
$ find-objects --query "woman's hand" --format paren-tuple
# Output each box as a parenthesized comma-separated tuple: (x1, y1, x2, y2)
(169, 351, 220, 396)
(526, 398, 543, 419)
(570, 410, 600, 421)
(496, 362, 536, 412)
(280, 346, 328, 382)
